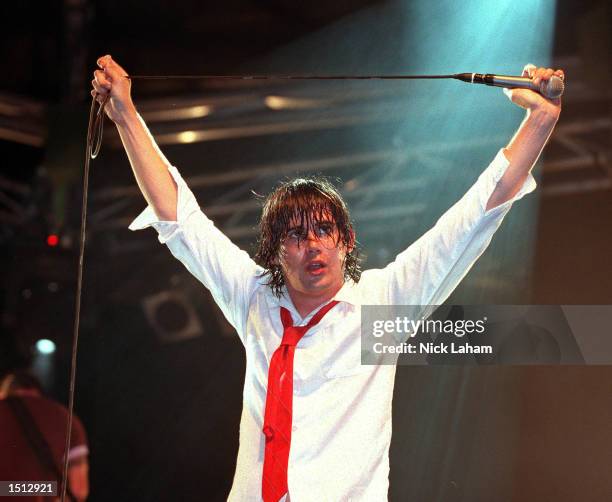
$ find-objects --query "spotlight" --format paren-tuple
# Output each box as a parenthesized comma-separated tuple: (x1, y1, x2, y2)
(35, 339, 56, 355)
(177, 131, 199, 144)
(264, 95, 328, 110)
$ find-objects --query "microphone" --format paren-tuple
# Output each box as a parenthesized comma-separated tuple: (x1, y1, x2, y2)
(454, 73, 564, 99)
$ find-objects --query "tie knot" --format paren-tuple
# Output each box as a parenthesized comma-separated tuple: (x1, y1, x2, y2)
(278, 301, 340, 346)
(281, 326, 305, 347)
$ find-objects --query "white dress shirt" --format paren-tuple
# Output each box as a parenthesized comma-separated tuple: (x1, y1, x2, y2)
(129, 149, 536, 501)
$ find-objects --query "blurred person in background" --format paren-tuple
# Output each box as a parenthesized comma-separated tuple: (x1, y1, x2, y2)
(0, 370, 89, 502)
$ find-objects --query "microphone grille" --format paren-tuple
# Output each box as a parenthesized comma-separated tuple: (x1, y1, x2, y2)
(543, 76, 565, 99)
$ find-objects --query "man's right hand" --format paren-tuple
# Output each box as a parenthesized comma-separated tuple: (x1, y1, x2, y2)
(91, 55, 135, 124)
(91, 55, 178, 220)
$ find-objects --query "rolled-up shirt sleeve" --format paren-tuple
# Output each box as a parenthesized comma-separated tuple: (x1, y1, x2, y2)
(128, 165, 199, 243)
(382, 148, 536, 310)
(128, 165, 262, 341)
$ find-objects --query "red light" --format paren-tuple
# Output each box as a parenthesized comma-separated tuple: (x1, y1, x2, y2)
(47, 234, 59, 247)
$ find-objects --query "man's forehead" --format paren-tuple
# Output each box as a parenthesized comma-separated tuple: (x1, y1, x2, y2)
(288, 210, 334, 227)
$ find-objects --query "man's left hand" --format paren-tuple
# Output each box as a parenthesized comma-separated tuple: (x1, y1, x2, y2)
(504, 64, 563, 119)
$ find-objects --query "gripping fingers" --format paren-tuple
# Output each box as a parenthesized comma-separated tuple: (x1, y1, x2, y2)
(91, 77, 108, 97)
(533, 68, 554, 87)
(97, 54, 112, 69)
(97, 55, 127, 82)
(522, 64, 564, 89)
(90, 89, 107, 104)
(93, 69, 111, 90)
(522, 63, 536, 78)
(91, 67, 113, 103)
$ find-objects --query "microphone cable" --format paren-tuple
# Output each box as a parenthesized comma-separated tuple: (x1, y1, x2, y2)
(60, 93, 108, 502)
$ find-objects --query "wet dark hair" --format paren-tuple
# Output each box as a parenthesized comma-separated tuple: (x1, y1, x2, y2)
(255, 176, 361, 297)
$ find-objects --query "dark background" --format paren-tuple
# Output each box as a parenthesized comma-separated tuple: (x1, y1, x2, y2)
(1, 1, 611, 501)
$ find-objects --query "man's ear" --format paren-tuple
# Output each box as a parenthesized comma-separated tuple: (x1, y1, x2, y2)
(347, 229, 356, 254)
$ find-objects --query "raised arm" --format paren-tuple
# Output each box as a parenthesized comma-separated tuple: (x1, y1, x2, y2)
(486, 64, 563, 211)
(375, 64, 563, 312)
(91, 55, 262, 339)
(91, 55, 178, 220)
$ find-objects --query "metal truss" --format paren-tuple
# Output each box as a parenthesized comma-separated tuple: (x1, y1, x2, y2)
(1, 57, 610, 246)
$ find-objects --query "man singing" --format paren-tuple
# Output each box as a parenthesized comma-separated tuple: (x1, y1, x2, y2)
(92, 55, 562, 501)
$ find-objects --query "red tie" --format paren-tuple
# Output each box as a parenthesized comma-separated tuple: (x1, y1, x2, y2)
(261, 300, 339, 502)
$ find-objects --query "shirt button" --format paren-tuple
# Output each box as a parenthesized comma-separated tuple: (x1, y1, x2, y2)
(292, 426, 297, 432)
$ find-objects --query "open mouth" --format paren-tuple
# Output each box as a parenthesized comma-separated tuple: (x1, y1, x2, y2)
(306, 261, 326, 273)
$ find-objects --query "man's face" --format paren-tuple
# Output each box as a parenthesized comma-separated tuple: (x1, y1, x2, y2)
(277, 213, 353, 300)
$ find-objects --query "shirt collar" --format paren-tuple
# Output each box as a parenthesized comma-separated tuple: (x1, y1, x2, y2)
(265, 280, 360, 311)
(332, 279, 360, 306)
